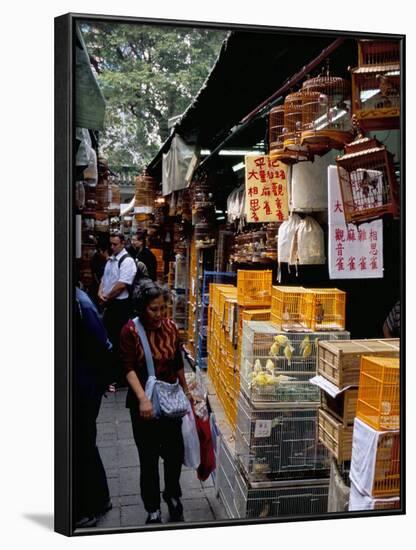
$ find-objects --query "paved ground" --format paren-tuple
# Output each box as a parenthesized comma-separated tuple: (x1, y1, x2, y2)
(95, 387, 228, 528)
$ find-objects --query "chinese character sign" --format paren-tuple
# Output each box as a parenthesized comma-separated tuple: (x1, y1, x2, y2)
(245, 155, 289, 223)
(328, 166, 383, 279)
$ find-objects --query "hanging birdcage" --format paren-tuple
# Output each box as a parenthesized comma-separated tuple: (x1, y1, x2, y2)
(336, 136, 399, 223)
(301, 75, 353, 153)
(282, 91, 319, 159)
(134, 172, 157, 222)
(351, 40, 400, 131)
(269, 105, 307, 163)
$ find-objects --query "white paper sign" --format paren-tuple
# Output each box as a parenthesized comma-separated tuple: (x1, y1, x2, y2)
(328, 166, 383, 279)
(254, 420, 272, 438)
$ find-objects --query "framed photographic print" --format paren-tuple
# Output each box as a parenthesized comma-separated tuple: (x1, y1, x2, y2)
(55, 12, 405, 537)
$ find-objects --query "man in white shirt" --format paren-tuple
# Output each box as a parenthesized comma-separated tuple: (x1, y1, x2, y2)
(98, 233, 137, 379)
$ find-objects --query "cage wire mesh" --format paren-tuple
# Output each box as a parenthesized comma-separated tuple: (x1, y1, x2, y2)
(240, 321, 350, 404)
(235, 393, 329, 481)
(217, 436, 239, 519)
(234, 468, 330, 519)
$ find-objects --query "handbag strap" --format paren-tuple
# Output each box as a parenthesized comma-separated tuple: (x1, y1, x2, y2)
(133, 317, 155, 378)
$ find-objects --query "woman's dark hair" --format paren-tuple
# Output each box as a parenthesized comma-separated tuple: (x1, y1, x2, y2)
(132, 280, 163, 317)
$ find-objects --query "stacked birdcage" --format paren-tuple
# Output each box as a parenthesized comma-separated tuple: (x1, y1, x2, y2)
(237, 270, 272, 308)
(236, 321, 350, 478)
(336, 136, 399, 223)
(271, 286, 346, 332)
(314, 338, 400, 511)
(300, 74, 353, 153)
(198, 271, 237, 370)
(234, 469, 330, 519)
(348, 355, 400, 511)
(351, 40, 400, 132)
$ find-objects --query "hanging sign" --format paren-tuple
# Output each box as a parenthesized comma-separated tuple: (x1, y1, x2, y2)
(245, 155, 289, 223)
(328, 166, 383, 279)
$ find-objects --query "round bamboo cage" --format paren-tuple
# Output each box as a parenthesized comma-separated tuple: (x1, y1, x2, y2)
(283, 91, 308, 151)
(269, 105, 285, 155)
(301, 75, 353, 152)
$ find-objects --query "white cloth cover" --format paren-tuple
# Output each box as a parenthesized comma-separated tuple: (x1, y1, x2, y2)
(291, 150, 337, 211)
(162, 134, 196, 196)
(278, 213, 302, 263)
(350, 417, 399, 497)
(349, 481, 400, 511)
(290, 215, 325, 265)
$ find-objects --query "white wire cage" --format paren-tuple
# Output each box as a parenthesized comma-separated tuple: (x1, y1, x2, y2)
(240, 321, 350, 404)
(235, 393, 329, 481)
(216, 435, 239, 519)
(234, 468, 330, 519)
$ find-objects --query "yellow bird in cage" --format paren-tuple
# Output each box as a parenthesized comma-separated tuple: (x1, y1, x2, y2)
(284, 343, 295, 365)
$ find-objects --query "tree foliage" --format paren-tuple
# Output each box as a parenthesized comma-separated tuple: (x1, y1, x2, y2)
(80, 22, 227, 169)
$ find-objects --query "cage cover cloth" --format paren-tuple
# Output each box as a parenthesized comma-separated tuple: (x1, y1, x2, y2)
(162, 134, 196, 196)
(349, 481, 399, 511)
(290, 150, 337, 211)
(349, 417, 399, 497)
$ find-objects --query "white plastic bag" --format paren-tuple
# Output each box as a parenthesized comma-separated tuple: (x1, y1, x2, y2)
(290, 215, 325, 265)
(181, 404, 201, 469)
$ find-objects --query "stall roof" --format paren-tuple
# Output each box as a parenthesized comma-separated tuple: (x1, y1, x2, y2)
(147, 30, 356, 177)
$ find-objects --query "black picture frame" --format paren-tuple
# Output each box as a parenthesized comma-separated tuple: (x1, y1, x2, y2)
(55, 12, 405, 537)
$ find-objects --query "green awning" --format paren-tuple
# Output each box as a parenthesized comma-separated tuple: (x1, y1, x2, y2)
(75, 24, 106, 131)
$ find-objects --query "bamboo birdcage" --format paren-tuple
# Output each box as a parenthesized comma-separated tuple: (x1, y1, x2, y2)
(269, 105, 308, 163)
(271, 286, 308, 331)
(351, 40, 400, 131)
(301, 75, 353, 153)
(336, 136, 399, 223)
(283, 91, 309, 152)
(302, 288, 346, 331)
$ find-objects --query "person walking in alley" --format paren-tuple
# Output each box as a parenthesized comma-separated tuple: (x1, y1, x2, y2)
(119, 281, 192, 524)
(75, 287, 113, 528)
(98, 232, 137, 381)
(127, 231, 157, 281)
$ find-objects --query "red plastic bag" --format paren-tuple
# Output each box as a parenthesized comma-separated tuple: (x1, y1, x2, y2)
(193, 409, 216, 481)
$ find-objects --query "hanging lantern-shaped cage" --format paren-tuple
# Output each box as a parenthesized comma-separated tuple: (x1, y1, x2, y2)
(336, 136, 399, 223)
(269, 105, 308, 163)
(301, 75, 353, 153)
(351, 40, 400, 131)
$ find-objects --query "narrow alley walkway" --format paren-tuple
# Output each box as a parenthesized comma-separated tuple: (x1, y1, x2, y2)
(95, 387, 228, 528)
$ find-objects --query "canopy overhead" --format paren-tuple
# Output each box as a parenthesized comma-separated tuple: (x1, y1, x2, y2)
(147, 30, 356, 178)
